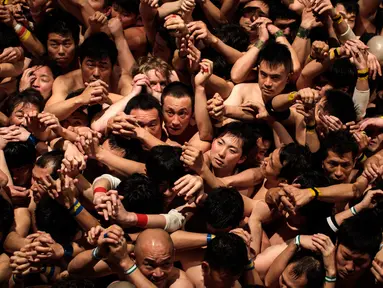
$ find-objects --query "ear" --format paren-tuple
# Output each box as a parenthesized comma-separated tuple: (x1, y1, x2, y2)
(78, 57, 82, 68)
(237, 156, 247, 164)
(201, 261, 210, 274)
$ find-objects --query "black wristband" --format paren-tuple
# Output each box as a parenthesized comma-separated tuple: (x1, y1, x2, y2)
(297, 26, 310, 39)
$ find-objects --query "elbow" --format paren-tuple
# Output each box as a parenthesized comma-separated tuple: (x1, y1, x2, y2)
(230, 71, 244, 84)
(0, 170, 8, 188)
(90, 122, 104, 133)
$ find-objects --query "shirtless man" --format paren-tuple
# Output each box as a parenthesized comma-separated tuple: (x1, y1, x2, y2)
(44, 33, 124, 120)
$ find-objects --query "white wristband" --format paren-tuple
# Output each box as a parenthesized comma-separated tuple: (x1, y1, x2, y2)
(162, 209, 185, 232)
(13, 23, 22, 33)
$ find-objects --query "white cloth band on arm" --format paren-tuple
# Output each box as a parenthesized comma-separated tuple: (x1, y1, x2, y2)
(161, 209, 185, 232)
(353, 88, 370, 120)
(93, 174, 121, 190)
(339, 24, 356, 44)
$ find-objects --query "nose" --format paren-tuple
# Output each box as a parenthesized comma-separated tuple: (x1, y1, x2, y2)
(93, 67, 101, 78)
(334, 166, 343, 179)
(58, 45, 65, 56)
(217, 147, 227, 158)
(264, 77, 272, 88)
(32, 78, 40, 88)
(153, 83, 161, 92)
(172, 115, 180, 126)
(345, 261, 355, 273)
(153, 268, 164, 278)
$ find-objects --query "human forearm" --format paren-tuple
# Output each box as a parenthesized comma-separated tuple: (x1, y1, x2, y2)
(205, 75, 234, 100)
(118, 257, 156, 287)
(210, 36, 243, 64)
(158, 0, 181, 18)
(0, 61, 24, 78)
(199, 164, 225, 189)
(44, 95, 85, 121)
(292, 34, 310, 68)
(199, 0, 223, 27)
(115, 34, 135, 75)
(171, 230, 209, 251)
(194, 86, 213, 141)
(224, 105, 256, 121)
(231, 45, 262, 84)
(296, 59, 331, 89)
(3, 231, 28, 254)
(221, 168, 264, 189)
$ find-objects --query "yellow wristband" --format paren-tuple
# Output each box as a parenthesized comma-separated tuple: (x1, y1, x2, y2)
(309, 187, 321, 199)
(358, 68, 369, 74)
(358, 76, 369, 81)
(329, 49, 335, 60)
(288, 92, 297, 102)
(20, 30, 31, 42)
(336, 16, 343, 24)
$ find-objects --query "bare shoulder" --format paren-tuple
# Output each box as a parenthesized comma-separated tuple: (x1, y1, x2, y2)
(169, 267, 195, 288)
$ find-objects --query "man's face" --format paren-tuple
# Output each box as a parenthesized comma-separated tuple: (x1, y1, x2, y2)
(31, 165, 54, 202)
(9, 102, 40, 126)
(256, 137, 271, 163)
(258, 61, 289, 101)
(135, 243, 173, 287)
(111, 5, 136, 28)
(81, 56, 113, 85)
(31, 66, 54, 100)
(336, 244, 371, 281)
(47, 33, 76, 68)
(368, 133, 383, 153)
(261, 148, 283, 180)
(11, 165, 33, 187)
(239, 0, 269, 32)
(163, 95, 192, 136)
(202, 264, 239, 288)
(335, 4, 356, 30)
(88, 0, 105, 11)
(145, 69, 168, 101)
(210, 133, 245, 172)
(61, 110, 89, 128)
(279, 263, 308, 288)
(323, 150, 354, 183)
(130, 108, 162, 140)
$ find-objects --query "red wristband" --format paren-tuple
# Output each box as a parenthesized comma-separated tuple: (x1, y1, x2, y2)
(93, 187, 107, 194)
(135, 213, 148, 227)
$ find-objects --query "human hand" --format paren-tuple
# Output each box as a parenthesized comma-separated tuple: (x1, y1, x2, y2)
(312, 0, 335, 17)
(0, 5, 16, 27)
(88, 11, 108, 32)
(164, 14, 188, 37)
(194, 59, 213, 87)
(81, 80, 109, 106)
(319, 112, 344, 132)
(372, 249, 383, 283)
(108, 17, 124, 39)
(181, 0, 195, 15)
(19, 66, 42, 92)
(187, 40, 201, 74)
(38, 112, 63, 135)
(0, 46, 24, 63)
(359, 118, 383, 131)
(87, 225, 105, 246)
(186, 21, 213, 43)
(131, 73, 152, 96)
(230, 228, 255, 259)
(358, 189, 383, 211)
(207, 93, 225, 120)
(353, 131, 370, 153)
(180, 142, 205, 174)
(240, 101, 268, 119)
(280, 183, 313, 210)
(301, 7, 322, 29)
(367, 52, 382, 81)
(249, 17, 271, 42)
(174, 174, 205, 203)
(310, 41, 329, 61)
(312, 233, 336, 275)
(94, 190, 124, 221)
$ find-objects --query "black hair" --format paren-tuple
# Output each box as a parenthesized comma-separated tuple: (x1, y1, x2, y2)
(279, 143, 311, 183)
(323, 89, 357, 124)
(337, 210, 382, 257)
(4, 142, 36, 169)
(124, 93, 163, 122)
(4, 88, 45, 117)
(161, 82, 194, 111)
(109, 135, 148, 162)
(110, 0, 140, 16)
(40, 10, 80, 46)
(322, 130, 359, 160)
(0, 195, 14, 242)
(52, 278, 94, 288)
(0, 23, 20, 53)
(216, 122, 256, 156)
(257, 40, 292, 73)
(289, 250, 325, 288)
(35, 150, 65, 180)
(66, 88, 99, 124)
(332, 0, 359, 15)
(145, 146, 186, 187)
(36, 197, 79, 245)
(79, 33, 118, 66)
(204, 233, 248, 276)
(117, 173, 163, 214)
(269, 0, 299, 22)
(327, 59, 358, 93)
(202, 187, 244, 229)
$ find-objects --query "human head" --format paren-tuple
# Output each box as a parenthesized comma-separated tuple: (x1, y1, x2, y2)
(238, 0, 269, 33)
(333, 0, 358, 30)
(336, 211, 381, 280)
(257, 40, 292, 100)
(35, 197, 79, 245)
(202, 187, 244, 233)
(321, 59, 357, 96)
(61, 89, 90, 128)
(367, 36, 383, 66)
(4, 142, 36, 187)
(117, 173, 163, 214)
(262, 143, 311, 183)
(210, 122, 255, 174)
(269, 1, 299, 42)
(0, 195, 14, 243)
(44, 11, 79, 69)
(79, 33, 118, 85)
(322, 130, 358, 183)
(202, 233, 248, 288)
(279, 251, 324, 288)
(161, 82, 194, 136)
(27, 63, 55, 100)
(6, 88, 45, 126)
(32, 150, 64, 202)
(145, 146, 186, 200)
(124, 93, 163, 140)
(132, 56, 173, 100)
(134, 229, 174, 287)
(110, 0, 140, 28)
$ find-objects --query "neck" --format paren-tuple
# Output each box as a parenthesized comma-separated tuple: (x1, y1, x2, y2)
(213, 166, 235, 178)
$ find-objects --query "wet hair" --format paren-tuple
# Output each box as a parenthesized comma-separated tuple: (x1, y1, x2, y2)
(4, 142, 36, 169)
(337, 210, 382, 257)
(145, 146, 186, 187)
(332, 0, 359, 15)
(124, 93, 163, 122)
(0, 23, 20, 53)
(327, 59, 357, 93)
(215, 122, 256, 156)
(258, 40, 292, 73)
(79, 33, 118, 66)
(40, 10, 80, 46)
(322, 130, 359, 160)
(161, 82, 194, 111)
(110, 0, 140, 16)
(132, 56, 173, 83)
(35, 197, 78, 245)
(117, 173, 163, 214)
(202, 187, 244, 229)
(279, 143, 312, 183)
(204, 233, 248, 276)
(288, 251, 325, 288)
(4, 88, 45, 117)
(0, 195, 14, 242)
(35, 150, 65, 180)
(269, 0, 299, 22)
(323, 89, 357, 124)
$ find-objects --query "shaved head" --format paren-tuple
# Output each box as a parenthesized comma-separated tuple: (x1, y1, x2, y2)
(135, 228, 174, 255)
